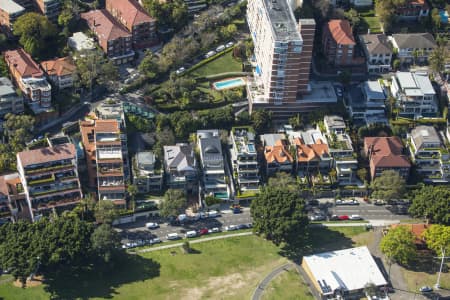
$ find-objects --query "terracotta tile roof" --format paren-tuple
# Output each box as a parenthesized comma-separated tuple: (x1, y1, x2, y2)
(327, 19, 355, 46)
(40, 57, 76, 77)
(17, 143, 76, 167)
(294, 137, 330, 163)
(364, 137, 411, 168)
(94, 119, 120, 133)
(106, 0, 154, 29)
(264, 139, 293, 164)
(3, 48, 43, 78)
(81, 9, 131, 50)
(391, 223, 428, 245)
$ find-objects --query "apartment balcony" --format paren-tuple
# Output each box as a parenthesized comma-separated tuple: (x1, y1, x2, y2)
(25, 163, 74, 175)
(35, 197, 80, 211)
(28, 174, 55, 186)
(30, 184, 79, 197)
(98, 166, 123, 176)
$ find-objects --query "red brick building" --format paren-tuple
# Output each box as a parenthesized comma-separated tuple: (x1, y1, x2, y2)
(322, 19, 359, 66)
(364, 137, 411, 180)
(105, 0, 157, 49)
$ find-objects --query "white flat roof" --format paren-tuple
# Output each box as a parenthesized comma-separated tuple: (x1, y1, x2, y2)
(396, 72, 417, 89)
(303, 246, 387, 294)
(0, 0, 25, 14)
(364, 80, 385, 100)
(413, 73, 435, 95)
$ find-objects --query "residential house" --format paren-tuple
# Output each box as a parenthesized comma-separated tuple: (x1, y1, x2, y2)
(0, 77, 24, 117)
(80, 119, 127, 208)
(361, 80, 388, 125)
(3, 48, 52, 108)
(395, 0, 429, 20)
(34, 0, 61, 23)
(0, 173, 26, 223)
(0, 0, 25, 35)
(163, 143, 197, 192)
(260, 133, 293, 175)
(390, 72, 438, 119)
(322, 19, 361, 66)
(105, 0, 157, 49)
(197, 130, 229, 200)
(322, 118, 358, 185)
(40, 57, 76, 89)
(289, 129, 332, 174)
(324, 115, 346, 134)
(364, 136, 411, 180)
(359, 34, 392, 74)
(81, 10, 134, 65)
(68, 32, 96, 52)
(17, 143, 82, 221)
(390, 33, 437, 64)
(133, 151, 163, 193)
(408, 125, 450, 183)
(230, 126, 260, 191)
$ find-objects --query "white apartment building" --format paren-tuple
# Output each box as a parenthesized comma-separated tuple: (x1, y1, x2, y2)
(408, 126, 450, 183)
(390, 33, 437, 64)
(230, 127, 260, 191)
(390, 72, 438, 119)
(197, 130, 229, 200)
(246, 0, 316, 115)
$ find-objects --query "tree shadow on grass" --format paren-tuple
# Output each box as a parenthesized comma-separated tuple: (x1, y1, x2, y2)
(278, 226, 357, 262)
(43, 253, 160, 299)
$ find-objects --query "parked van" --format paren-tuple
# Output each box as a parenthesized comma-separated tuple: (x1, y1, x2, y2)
(166, 233, 180, 240)
(216, 45, 225, 52)
(185, 230, 197, 238)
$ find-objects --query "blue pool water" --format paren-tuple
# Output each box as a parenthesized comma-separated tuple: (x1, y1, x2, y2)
(214, 192, 229, 199)
(213, 78, 245, 90)
(440, 10, 449, 23)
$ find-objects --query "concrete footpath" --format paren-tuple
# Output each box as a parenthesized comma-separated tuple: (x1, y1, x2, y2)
(135, 232, 252, 253)
(252, 263, 294, 300)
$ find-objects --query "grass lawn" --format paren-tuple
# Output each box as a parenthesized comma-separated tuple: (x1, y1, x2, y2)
(262, 269, 314, 300)
(191, 51, 242, 77)
(402, 263, 450, 291)
(0, 227, 371, 299)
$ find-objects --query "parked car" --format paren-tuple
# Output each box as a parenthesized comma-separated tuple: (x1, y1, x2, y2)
(216, 45, 226, 52)
(237, 224, 248, 229)
(207, 210, 220, 218)
(185, 230, 197, 238)
(166, 233, 180, 240)
(246, 223, 253, 228)
(310, 214, 326, 221)
(349, 214, 363, 220)
(198, 228, 209, 236)
(329, 214, 340, 221)
(205, 50, 216, 58)
(338, 215, 349, 221)
(146, 222, 159, 229)
(151, 237, 161, 244)
(419, 286, 433, 293)
(175, 67, 185, 75)
(335, 199, 343, 205)
(225, 225, 238, 231)
(226, 41, 234, 48)
(374, 200, 385, 206)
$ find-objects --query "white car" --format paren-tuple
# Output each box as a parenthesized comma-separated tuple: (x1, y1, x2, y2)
(205, 50, 216, 58)
(146, 222, 159, 229)
(175, 67, 185, 75)
(216, 45, 225, 52)
(226, 41, 234, 48)
(225, 225, 238, 231)
(150, 237, 161, 244)
(208, 227, 220, 234)
(166, 233, 180, 240)
(349, 214, 363, 220)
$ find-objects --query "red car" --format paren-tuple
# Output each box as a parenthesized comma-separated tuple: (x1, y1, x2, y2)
(198, 228, 209, 236)
(338, 215, 349, 221)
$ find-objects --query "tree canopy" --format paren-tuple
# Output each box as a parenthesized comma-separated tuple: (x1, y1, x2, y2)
(429, 46, 450, 74)
(13, 13, 57, 58)
(95, 200, 119, 225)
(423, 225, 450, 255)
(91, 223, 121, 263)
(370, 170, 406, 201)
(159, 189, 186, 217)
(74, 49, 118, 91)
(250, 186, 308, 251)
(380, 225, 416, 266)
(409, 186, 450, 225)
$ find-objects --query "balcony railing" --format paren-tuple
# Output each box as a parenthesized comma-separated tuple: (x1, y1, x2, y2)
(25, 163, 73, 175)
(30, 184, 79, 197)
(28, 174, 55, 186)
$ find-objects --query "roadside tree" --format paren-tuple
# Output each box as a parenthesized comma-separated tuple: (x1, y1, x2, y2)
(409, 186, 450, 225)
(380, 225, 416, 266)
(160, 189, 186, 217)
(423, 225, 450, 255)
(95, 200, 119, 224)
(370, 170, 406, 201)
(250, 186, 308, 252)
(91, 223, 122, 263)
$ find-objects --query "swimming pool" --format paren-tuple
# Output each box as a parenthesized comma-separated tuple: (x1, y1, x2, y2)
(213, 77, 246, 90)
